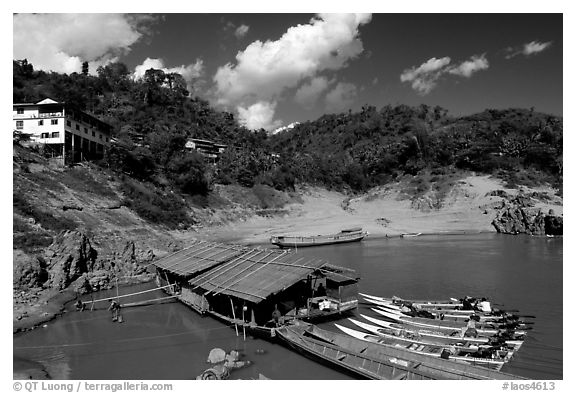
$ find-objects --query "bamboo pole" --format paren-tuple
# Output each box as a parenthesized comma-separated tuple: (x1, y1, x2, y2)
(242, 305, 247, 341)
(230, 297, 239, 337)
(122, 295, 179, 308)
(83, 284, 173, 304)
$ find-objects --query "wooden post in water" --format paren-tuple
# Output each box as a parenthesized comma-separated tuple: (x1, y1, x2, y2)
(230, 297, 239, 336)
(242, 305, 247, 341)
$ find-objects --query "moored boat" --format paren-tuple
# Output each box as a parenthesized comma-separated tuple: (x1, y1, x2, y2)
(359, 314, 524, 349)
(400, 232, 422, 238)
(372, 308, 528, 336)
(275, 322, 526, 380)
(336, 322, 511, 370)
(270, 227, 367, 248)
(362, 296, 528, 324)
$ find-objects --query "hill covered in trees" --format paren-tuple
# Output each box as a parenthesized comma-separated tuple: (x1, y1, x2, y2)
(270, 104, 562, 193)
(13, 60, 563, 229)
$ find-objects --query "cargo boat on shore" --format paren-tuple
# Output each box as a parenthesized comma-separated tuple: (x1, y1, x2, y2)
(270, 227, 367, 248)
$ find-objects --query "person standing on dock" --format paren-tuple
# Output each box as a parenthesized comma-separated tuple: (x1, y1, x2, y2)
(75, 299, 85, 312)
(272, 304, 282, 327)
(108, 299, 122, 322)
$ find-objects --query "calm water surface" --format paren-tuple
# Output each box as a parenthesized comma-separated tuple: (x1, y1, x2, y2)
(13, 233, 562, 379)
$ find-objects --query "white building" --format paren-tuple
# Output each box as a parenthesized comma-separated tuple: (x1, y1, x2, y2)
(185, 138, 227, 162)
(13, 98, 112, 163)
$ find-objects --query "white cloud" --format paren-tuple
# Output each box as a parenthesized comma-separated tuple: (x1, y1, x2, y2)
(325, 82, 358, 112)
(237, 101, 283, 130)
(235, 24, 250, 39)
(294, 76, 330, 108)
(400, 57, 451, 95)
(213, 13, 372, 126)
(523, 41, 552, 55)
(505, 40, 553, 59)
(401, 54, 490, 95)
(13, 14, 156, 74)
(133, 57, 204, 89)
(448, 54, 489, 77)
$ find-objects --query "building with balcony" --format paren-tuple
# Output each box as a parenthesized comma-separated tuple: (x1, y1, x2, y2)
(13, 98, 112, 163)
(185, 138, 227, 163)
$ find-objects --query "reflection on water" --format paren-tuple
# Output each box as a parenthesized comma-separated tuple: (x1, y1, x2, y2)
(14, 233, 562, 379)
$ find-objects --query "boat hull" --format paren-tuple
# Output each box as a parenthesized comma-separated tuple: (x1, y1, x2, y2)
(276, 323, 525, 380)
(271, 230, 367, 248)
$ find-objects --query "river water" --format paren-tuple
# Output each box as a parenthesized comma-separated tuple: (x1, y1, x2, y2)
(13, 233, 562, 380)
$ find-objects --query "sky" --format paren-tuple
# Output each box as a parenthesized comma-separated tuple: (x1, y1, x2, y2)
(13, 12, 562, 131)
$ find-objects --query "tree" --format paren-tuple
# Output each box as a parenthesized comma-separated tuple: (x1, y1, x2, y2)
(82, 61, 89, 76)
(167, 152, 209, 195)
(97, 62, 130, 90)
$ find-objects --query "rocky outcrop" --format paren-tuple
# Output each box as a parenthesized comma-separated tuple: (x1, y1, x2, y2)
(40, 230, 155, 291)
(544, 213, 563, 236)
(492, 195, 563, 236)
(43, 230, 98, 290)
(13, 253, 48, 288)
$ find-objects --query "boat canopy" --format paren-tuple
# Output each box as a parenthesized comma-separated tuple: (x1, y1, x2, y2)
(153, 240, 246, 277)
(341, 227, 363, 233)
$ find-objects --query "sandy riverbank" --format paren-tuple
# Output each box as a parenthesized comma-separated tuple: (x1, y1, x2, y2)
(178, 175, 563, 245)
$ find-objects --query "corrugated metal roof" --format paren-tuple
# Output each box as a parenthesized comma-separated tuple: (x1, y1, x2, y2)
(154, 240, 247, 277)
(189, 249, 328, 304)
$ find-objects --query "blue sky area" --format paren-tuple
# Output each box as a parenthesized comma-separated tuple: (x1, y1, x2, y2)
(13, 12, 562, 130)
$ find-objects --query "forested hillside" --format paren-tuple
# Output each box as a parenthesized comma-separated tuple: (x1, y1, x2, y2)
(14, 59, 563, 231)
(270, 105, 563, 193)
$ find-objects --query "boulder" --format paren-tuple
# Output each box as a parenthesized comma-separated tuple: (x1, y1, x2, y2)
(86, 270, 111, 291)
(44, 230, 98, 290)
(544, 215, 563, 236)
(492, 202, 562, 236)
(13, 254, 48, 289)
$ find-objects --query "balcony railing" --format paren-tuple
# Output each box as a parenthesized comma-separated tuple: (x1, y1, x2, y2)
(39, 112, 63, 118)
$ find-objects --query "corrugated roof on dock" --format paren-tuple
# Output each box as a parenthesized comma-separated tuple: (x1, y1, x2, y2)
(188, 248, 329, 304)
(153, 240, 247, 277)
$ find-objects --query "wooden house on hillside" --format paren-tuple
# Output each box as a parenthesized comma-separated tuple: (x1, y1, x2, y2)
(13, 98, 112, 164)
(153, 240, 359, 333)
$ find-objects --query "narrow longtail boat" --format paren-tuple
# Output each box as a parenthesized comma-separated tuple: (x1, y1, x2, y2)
(359, 314, 524, 349)
(275, 322, 526, 380)
(362, 293, 520, 317)
(372, 308, 528, 337)
(347, 319, 516, 360)
(361, 292, 472, 310)
(363, 297, 528, 324)
(270, 227, 367, 248)
(336, 322, 511, 371)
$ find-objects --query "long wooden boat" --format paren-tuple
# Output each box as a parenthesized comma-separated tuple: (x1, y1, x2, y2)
(275, 322, 526, 380)
(373, 308, 528, 336)
(362, 293, 521, 316)
(359, 314, 524, 349)
(336, 322, 511, 371)
(361, 292, 470, 310)
(348, 318, 518, 354)
(363, 296, 528, 324)
(400, 233, 422, 238)
(270, 227, 367, 248)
